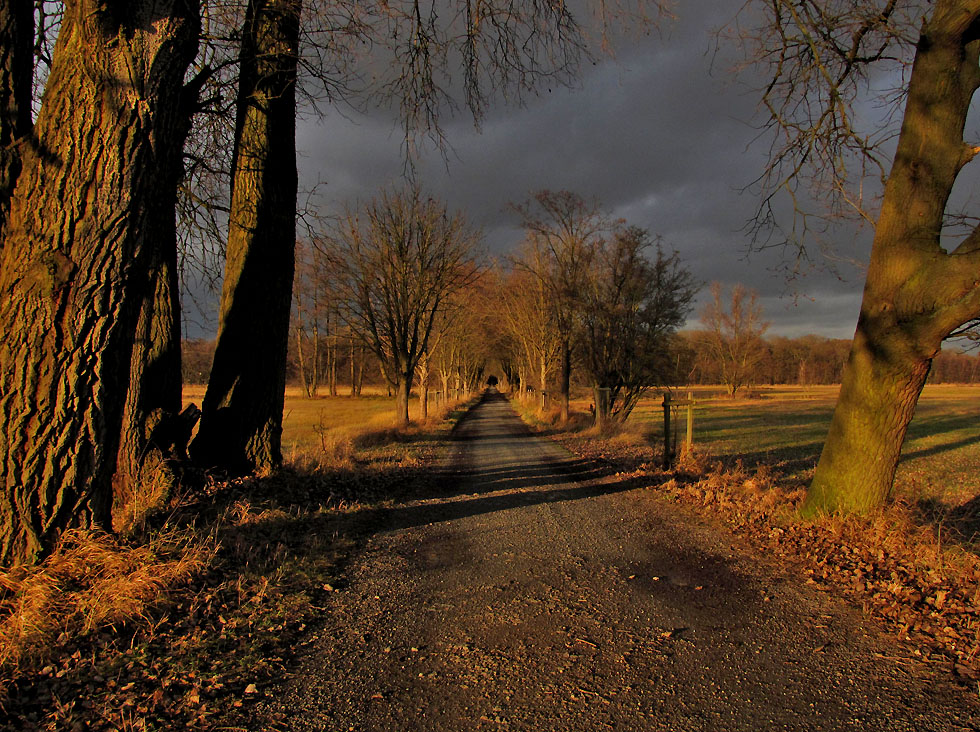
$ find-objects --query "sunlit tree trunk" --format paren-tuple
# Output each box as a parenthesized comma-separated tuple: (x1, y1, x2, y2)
(115, 80, 202, 506)
(193, 0, 300, 474)
(0, 0, 198, 564)
(805, 11, 980, 514)
(296, 320, 310, 397)
(559, 339, 571, 421)
(395, 371, 411, 426)
(349, 331, 358, 397)
(417, 351, 431, 420)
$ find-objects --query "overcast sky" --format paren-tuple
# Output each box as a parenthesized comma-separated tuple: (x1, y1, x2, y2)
(184, 1, 903, 340)
(287, 0, 883, 341)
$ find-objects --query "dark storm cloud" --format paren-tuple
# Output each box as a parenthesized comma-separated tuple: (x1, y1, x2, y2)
(295, 0, 870, 338)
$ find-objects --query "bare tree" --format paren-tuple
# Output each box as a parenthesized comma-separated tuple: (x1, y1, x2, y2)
(513, 190, 611, 421)
(735, 0, 980, 513)
(193, 0, 665, 474)
(579, 228, 696, 424)
(330, 187, 481, 426)
(500, 245, 563, 400)
(699, 283, 769, 398)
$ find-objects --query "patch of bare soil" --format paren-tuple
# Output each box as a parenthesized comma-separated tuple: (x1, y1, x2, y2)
(243, 392, 979, 731)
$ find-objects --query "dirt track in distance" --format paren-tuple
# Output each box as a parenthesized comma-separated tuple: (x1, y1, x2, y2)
(256, 391, 980, 731)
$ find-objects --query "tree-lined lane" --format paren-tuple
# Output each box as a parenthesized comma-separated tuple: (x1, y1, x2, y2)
(259, 392, 978, 730)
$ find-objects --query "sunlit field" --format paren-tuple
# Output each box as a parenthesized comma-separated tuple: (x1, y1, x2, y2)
(571, 384, 980, 505)
(182, 385, 443, 457)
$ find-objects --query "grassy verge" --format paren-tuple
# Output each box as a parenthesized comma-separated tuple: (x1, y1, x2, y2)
(0, 391, 477, 731)
(510, 391, 980, 686)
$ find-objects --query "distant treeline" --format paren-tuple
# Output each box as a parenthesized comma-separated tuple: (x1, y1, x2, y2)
(184, 334, 980, 389)
(675, 333, 980, 387)
(183, 337, 384, 389)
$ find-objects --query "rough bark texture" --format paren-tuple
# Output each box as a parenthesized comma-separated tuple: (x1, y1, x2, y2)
(0, 0, 33, 237)
(192, 0, 300, 474)
(0, 1, 199, 564)
(805, 5, 980, 514)
(114, 83, 200, 508)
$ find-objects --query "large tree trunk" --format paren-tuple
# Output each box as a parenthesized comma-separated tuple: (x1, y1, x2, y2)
(804, 9, 980, 515)
(115, 230, 184, 508)
(0, 1, 198, 564)
(115, 81, 200, 512)
(805, 324, 931, 514)
(417, 353, 430, 420)
(192, 0, 300, 474)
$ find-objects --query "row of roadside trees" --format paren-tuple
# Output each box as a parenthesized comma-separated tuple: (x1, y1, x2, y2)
(0, 0, 655, 565)
(5, 0, 980, 564)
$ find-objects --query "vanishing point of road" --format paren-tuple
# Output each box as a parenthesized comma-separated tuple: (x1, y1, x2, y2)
(259, 391, 979, 731)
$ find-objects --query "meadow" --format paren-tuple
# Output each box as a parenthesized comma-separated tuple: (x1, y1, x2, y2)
(183, 382, 980, 506)
(566, 384, 980, 507)
(182, 385, 459, 465)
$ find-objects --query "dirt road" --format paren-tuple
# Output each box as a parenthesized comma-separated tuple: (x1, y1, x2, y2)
(258, 392, 979, 731)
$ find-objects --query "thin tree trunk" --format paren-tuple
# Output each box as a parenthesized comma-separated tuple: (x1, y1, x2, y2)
(310, 323, 319, 398)
(349, 332, 357, 396)
(395, 374, 411, 427)
(329, 333, 338, 395)
(559, 338, 571, 422)
(296, 324, 310, 397)
(0, 1, 198, 564)
(417, 353, 430, 420)
(192, 0, 300, 474)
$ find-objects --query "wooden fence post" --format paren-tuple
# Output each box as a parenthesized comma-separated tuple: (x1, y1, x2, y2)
(685, 390, 694, 454)
(664, 391, 696, 468)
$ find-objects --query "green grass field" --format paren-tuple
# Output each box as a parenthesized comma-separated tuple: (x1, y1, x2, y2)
(571, 384, 980, 505)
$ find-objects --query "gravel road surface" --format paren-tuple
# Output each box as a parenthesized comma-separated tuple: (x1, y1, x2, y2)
(257, 391, 979, 731)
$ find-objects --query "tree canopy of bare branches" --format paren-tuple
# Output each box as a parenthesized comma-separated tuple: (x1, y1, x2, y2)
(580, 228, 696, 423)
(698, 282, 769, 398)
(513, 190, 612, 421)
(329, 187, 482, 426)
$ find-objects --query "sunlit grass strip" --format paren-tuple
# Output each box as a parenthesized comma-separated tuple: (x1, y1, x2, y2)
(0, 528, 214, 682)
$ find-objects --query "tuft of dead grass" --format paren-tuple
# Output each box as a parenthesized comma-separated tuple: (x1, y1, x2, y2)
(0, 527, 214, 683)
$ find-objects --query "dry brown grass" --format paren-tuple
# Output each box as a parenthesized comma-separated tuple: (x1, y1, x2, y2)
(0, 528, 214, 682)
